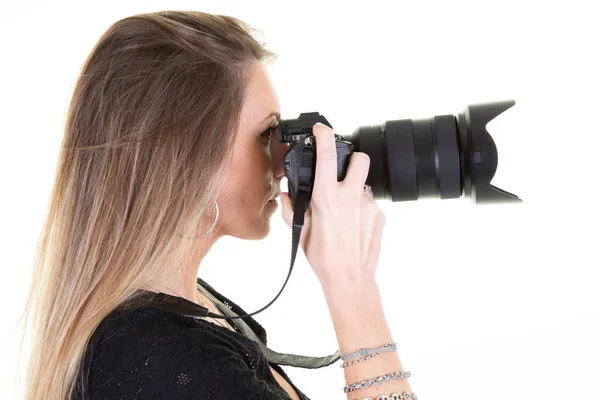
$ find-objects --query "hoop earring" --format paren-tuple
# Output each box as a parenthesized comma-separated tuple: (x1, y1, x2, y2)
(187, 192, 219, 239)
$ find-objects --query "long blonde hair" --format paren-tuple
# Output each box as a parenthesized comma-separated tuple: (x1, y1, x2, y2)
(12, 10, 277, 400)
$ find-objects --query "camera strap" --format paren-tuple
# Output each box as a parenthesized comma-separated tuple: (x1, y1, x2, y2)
(248, 144, 342, 368)
(290, 143, 314, 269)
(140, 140, 342, 368)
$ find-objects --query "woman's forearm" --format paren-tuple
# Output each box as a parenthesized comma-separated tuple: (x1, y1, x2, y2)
(321, 278, 413, 400)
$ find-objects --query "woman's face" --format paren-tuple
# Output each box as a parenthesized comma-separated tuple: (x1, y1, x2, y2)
(215, 61, 287, 240)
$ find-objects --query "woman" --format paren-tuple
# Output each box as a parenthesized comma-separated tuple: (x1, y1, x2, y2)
(17, 10, 416, 400)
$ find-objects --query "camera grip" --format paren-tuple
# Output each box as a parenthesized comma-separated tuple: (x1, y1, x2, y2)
(285, 138, 354, 210)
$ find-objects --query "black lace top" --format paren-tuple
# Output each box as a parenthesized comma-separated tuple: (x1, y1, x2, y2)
(72, 278, 311, 399)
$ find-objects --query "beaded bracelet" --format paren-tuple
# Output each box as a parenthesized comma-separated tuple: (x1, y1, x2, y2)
(358, 391, 418, 400)
(344, 370, 411, 393)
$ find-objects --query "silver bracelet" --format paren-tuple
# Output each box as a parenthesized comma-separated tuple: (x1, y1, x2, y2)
(341, 342, 397, 361)
(359, 391, 418, 400)
(344, 370, 411, 393)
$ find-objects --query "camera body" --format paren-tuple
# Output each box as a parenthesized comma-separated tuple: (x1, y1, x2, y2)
(278, 112, 354, 211)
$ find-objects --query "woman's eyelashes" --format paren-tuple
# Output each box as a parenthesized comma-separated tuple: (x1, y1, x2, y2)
(260, 125, 277, 143)
(260, 128, 272, 141)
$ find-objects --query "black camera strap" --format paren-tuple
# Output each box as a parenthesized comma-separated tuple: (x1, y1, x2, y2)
(291, 143, 315, 269)
(140, 137, 344, 368)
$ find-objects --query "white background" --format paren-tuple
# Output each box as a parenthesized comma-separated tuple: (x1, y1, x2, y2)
(1, 1, 598, 399)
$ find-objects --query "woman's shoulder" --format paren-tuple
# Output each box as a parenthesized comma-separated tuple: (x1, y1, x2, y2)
(90, 303, 259, 357)
(75, 305, 271, 399)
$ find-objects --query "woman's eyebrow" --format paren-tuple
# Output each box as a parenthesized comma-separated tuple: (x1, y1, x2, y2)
(260, 111, 281, 124)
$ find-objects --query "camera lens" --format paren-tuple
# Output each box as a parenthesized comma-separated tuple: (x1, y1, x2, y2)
(347, 100, 521, 204)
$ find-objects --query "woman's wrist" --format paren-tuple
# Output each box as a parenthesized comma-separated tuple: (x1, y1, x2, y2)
(319, 273, 379, 298)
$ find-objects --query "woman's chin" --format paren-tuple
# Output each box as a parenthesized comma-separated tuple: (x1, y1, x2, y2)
(241, 219, 273, 241)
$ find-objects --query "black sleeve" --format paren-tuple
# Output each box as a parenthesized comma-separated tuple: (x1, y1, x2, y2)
(87, 321, 292, 400)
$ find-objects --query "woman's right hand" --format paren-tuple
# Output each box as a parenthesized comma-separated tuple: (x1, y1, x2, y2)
(280, 122, 386, 288)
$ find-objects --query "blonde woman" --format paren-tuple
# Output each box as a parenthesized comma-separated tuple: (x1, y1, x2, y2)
(17, 10, 414, 400)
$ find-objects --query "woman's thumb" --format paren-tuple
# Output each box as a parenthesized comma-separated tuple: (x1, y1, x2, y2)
(280, 192, 292, 228)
